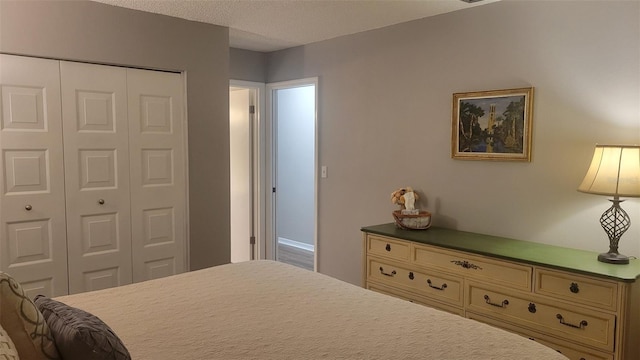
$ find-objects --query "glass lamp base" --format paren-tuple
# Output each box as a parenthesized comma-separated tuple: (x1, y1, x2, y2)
(597, 252, 630, 265)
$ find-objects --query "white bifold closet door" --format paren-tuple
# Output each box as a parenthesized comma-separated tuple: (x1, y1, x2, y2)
(127, 69, 186, 283)
(61, 62, 187, 293)
(60, 61, 133, 294)
(1, 54, 187, 297)
(0, 55, 69, 298)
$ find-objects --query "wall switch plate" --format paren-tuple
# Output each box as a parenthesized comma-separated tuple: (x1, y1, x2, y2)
(321, 166, 327, 178)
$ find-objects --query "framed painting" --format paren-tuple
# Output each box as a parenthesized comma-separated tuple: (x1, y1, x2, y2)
(451, 87, 534, 161)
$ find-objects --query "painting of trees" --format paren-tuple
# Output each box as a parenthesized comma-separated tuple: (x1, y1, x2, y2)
(452, 87, 533, 161)
(458, 96, 525, 153)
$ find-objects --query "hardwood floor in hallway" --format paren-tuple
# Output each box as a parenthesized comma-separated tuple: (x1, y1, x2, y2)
(277, 243, 314, 271)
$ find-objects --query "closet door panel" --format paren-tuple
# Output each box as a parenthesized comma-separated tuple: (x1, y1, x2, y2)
(127, 68, 186, 282)
(0, 54, 69, 297)
(60, 61, 133, 294)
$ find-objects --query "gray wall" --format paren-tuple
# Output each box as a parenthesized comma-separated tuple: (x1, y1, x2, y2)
(230, 48, 267, 83)
(266, 1, 640, 285)
(0, 0, 231, 270)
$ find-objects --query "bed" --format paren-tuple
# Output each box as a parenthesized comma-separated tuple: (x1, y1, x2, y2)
(3, 260, 568, 359)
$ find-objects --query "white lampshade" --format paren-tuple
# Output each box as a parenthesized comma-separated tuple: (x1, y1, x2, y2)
(578, 145, 640, 197)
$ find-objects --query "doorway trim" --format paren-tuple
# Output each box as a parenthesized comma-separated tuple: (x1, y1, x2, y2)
(266, 77, 319, 271)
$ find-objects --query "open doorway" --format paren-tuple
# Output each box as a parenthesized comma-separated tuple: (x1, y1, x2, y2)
(266, 78, 318, 271)
(229, 78, 317, 271)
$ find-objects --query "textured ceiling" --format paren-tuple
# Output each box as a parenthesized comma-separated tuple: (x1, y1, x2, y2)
(91, 0, 499, 52)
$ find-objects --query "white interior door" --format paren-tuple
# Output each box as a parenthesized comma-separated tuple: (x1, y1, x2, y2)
(230, 80, 266, 263)
(0, 54, 69, 297)
(61, 61, 133, 294)
(127, 68, 186, 282)
(230, 88, 252, 262)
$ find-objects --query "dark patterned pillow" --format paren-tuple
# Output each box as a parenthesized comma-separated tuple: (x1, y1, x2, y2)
(34, 296, 131, 360)
(0, 272, 60, 359)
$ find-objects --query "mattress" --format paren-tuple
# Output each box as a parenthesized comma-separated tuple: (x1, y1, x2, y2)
(56, 260, 568, 359)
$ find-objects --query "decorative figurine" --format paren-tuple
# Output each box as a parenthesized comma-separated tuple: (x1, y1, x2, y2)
(390, 187, 419, 214)
(390, 186, 432, 230)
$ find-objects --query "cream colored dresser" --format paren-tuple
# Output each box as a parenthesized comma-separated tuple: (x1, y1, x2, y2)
(362, 224, 640, 360)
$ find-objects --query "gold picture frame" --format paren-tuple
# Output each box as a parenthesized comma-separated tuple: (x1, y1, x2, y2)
(452, 87, 534, 161)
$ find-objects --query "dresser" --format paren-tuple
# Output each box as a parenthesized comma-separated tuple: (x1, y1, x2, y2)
(362, 224, 640, 360)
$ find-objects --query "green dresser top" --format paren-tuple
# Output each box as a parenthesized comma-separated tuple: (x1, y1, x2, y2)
(361, 223, 640, 282)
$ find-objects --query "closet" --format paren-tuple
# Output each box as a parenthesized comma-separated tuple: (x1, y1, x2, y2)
(0, 54, 187, 297)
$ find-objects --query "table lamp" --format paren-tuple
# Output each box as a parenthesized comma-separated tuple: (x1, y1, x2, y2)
(578, 145, 640, 264)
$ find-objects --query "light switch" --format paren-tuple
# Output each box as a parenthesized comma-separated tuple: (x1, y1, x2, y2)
(321, 166, 327, 178)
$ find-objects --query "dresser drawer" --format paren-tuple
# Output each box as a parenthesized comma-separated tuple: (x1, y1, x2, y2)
(466, 282, 615, 351)
(366, 235, 410, 262)
(532, 338, 613, 360)
(467, 312, 613, 360)
(367, 258, 463, 306)
(367, 282, 465, 316)
(412, 244, 532, 291)
(535, 268, 618, 311)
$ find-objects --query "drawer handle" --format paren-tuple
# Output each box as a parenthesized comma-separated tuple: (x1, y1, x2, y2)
(385, 244, 391, 251)
(426, 279, 447, 291)
(408, 272, 414, 280)
(569, 282, 580, 294)
(528, 303, 537, 313)
(484, 295, 509, 308)
(25, 204, 33, 211)
(379, 266, 396, 277)
(556, 314, 588, 329)
(451, 260, 482, 270)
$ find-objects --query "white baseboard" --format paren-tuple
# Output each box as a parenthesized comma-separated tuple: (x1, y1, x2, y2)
(278, 237, 315, 252)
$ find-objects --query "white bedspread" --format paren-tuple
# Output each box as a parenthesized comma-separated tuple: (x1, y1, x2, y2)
(56, 260, 567, 359)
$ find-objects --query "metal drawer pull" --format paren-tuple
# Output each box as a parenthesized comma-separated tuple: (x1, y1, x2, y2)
(569, 282, 580, 293)
(484, 295, 509, 308)
(379, 266, 396, 277)
(98, 199, 105, 205)
(528, 303, 537, 313)
(408, 272, 414, 280)
(556, 314, 588, 329)
(385, 244, 391, 251)
(25, 204, 32, 211)
(426, 279, 447, 290)
(450, 260, 482, 270)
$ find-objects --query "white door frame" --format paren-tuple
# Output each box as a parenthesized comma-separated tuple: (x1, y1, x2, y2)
(266, 77, 318, 271)
(229, 80, 266, 261)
